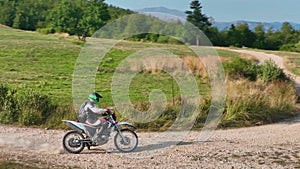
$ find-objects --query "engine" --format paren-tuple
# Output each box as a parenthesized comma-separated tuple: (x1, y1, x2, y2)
(93, 134, 109, 145)
(92, 126, 111, 145)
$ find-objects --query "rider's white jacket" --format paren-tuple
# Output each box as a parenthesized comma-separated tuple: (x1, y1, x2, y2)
(78, 101, 108, 124)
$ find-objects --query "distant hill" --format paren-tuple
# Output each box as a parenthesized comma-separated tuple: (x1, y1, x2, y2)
(213, 20, 300, 31)
(136, 7, 300, 31)
(135, 7, 186, 19)
(135, 7, 186, 22)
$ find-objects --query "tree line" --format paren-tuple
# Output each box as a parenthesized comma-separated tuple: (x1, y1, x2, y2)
(1, 0, 300, 52)
(0, 0, 133, 37)
(185, 0, 300, 51)
(205, 21, 300, 51)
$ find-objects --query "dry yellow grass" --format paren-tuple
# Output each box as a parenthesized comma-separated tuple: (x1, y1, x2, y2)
(222, 78, 297, 127)
(117, 55, 208, 77)
(182, 56, 208, 77)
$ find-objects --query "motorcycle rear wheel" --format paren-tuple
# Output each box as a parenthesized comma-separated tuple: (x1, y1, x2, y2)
(114, 129, 138, 153)
(62, 130, 85, 154)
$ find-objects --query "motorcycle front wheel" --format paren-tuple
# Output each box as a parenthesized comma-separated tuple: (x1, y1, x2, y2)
(62, 130, 85, 154)
(114, 129, 138, 153)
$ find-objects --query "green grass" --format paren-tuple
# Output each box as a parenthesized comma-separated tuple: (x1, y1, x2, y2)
(216, 48, 241, 58)
(1, 26, 296, 130)
(0, 26, 230, 129)
(0, 26, 80, 103)
(1, 26, 229, 105)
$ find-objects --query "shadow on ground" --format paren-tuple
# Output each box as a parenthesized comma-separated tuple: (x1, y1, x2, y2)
(80, 140, 207, 154)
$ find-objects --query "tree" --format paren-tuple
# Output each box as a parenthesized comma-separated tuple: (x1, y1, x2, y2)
(227, 24, 241, 47)
(0, 0, 17, 27)
(253, 24, 266, 49)
(0, 0, 59, 30)
(235, 23, 256, 47)
(217, 30, 230, 46)
(264, 27, 283, 50)
(79, 0, 111, 35)
(185, 0, 212, 45)
(280, 22, 296, 44)
(185, 0, 211, 34)
(108, 5, 133, 21)
(12, 1, 41, 30)
(123, 14, 152, 38)
(206, 26, 228, 46)
(47, 0, 83, 35)
(226, 23, 256, 47)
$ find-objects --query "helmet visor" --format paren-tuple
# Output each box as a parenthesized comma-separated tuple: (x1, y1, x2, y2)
(95, 97, 100, 105)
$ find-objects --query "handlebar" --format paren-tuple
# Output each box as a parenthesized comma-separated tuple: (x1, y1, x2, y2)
(106, 108, 117, 121)
(106, 109, 113, 115)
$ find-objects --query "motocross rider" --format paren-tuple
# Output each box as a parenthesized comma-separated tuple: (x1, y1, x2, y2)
(78, 92, 111, 127)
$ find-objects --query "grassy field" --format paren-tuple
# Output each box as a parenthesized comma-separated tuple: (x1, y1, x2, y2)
(0, 26, 232, 105)
(0, 26, 298, 129)
(0, 26, 79, 103)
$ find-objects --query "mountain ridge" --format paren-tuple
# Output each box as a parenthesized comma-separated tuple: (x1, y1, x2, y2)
(135, 7, 300, 30)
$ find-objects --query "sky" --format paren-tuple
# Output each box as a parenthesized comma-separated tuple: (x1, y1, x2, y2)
(105, 0, 300, 23)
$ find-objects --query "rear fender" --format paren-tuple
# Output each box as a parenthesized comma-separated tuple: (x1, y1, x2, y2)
(62, 120, 86, 133)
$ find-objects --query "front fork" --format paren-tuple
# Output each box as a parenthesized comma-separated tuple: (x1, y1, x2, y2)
(115, 126, 128, 144)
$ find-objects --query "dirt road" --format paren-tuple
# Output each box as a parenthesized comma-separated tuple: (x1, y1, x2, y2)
(228, 49, 300, 93)
(1, 121, 300, 169)
(1, 49, 300, 169)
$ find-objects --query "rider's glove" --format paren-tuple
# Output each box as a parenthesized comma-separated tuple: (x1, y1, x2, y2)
(106, 109, 112, 114)
(102, 109, 110, 116)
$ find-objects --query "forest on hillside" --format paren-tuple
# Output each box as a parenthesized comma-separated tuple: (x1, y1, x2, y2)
(1, 0, 300, 52)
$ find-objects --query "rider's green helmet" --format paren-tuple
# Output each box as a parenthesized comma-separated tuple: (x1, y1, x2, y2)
(88, 92, 103, 105)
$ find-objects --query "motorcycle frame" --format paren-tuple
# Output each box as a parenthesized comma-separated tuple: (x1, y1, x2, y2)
(62, 115, 135, 143)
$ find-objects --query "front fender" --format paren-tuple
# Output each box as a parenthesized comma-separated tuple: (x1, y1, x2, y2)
(116, 122, 136, 129)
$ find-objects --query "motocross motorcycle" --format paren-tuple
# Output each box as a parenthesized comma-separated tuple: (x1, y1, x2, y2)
(62, 109, 138, 154)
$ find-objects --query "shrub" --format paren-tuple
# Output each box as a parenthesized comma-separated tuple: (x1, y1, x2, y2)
(223, 57, 258, 81)
(17, 90, 56, 126)
(36, 28, 55, 34)
(0, 84, 19, 124)
(0, 85, 59, 126)
(0, 84, 77, 127)
(280, 43, 296, 51)
(0, 84, 9, 110)
(157, 35, 170, 43)
(167, 37, 184, 45)
(145, 33, 159, 42)
(280, 42, 300, 52)
(224, 57, 290, 83)
(258, 60, 289, 82)
(45, 104, 76, 129)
